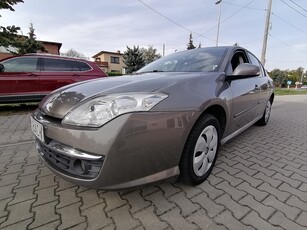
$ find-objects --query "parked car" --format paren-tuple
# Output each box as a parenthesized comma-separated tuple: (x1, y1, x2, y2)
(30, 46, 274, 189)
(0, 54, 108, 103)
(301, 85, 307, 89)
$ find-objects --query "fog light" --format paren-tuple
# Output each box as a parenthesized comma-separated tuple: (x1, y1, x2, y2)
(74, 159, 90, 175)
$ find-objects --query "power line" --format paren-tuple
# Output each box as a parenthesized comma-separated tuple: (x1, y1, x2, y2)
(138, 0, 257, 47)
(223, 1, 265, 11)
(272, 12, 307, 35)
(269, 33, 307, 55)
(267, 59, 307, 63)
(199, 0, 257, 36)
(137, 0, 215, 41)
(137, 0, 192, 33)
(289, 0, 307, 13)
(280, 0, 307, 19)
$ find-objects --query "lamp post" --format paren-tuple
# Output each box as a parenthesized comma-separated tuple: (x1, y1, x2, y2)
(300, 68, 304, 84)
(215, 0, 222, 46)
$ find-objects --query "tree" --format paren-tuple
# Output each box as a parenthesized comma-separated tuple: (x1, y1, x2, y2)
(270, 69, 287, 87)
(269, 67, 306, 87)
(140, 45, 161, 65)
(61, 48, 88, 59)
(286, 68, 303, 84)
(1, 2, 46, 54)
(0, 0, 23, 13)
(0, 0, 24, 49)
(123, 45, 145, 74)
(13, 23, 47, 54)
(187, 32, 196, 50)
(0, 25, 20, 49)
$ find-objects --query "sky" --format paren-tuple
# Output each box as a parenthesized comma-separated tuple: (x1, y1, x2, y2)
(1, 0, 307, 71)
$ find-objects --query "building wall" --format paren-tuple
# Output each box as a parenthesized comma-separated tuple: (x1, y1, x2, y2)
(41, 43, 60, 55)
(95, 53, 125, 73)
(0, 41, 61, 61)
(0, 53, 13, 60)
(106, 53, 125, 73)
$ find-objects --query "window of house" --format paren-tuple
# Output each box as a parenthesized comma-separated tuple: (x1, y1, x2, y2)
(110, 56, 120, 64)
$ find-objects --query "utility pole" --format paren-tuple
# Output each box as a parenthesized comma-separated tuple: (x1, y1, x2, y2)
(162, 44, 165, 57)
(261, 0, 273, 65)
(215, 0, 222, 46)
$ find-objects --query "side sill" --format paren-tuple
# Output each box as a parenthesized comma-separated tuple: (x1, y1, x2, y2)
(221, 115, 262, 145)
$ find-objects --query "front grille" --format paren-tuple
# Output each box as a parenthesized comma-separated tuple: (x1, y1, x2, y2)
(36, 140, 104, 179)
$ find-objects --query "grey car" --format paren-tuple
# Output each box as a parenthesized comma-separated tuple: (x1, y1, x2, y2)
(30, 46, 274, 189)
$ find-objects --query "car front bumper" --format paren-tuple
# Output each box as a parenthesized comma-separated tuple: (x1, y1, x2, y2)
(31, 110, 196, 189)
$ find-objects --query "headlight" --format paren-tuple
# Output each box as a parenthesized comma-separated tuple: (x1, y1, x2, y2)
(62, 92, 168, 127)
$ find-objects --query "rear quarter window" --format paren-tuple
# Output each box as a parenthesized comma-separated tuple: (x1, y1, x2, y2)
(2, 57, 39, 72)
(77, 61, 92, 71)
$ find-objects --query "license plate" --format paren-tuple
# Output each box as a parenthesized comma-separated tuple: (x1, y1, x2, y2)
(30, 116, 44, 142)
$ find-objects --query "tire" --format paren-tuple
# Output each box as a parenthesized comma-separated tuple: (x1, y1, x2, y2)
(179, 114, 221, 185)
(256, 99, 272, 126)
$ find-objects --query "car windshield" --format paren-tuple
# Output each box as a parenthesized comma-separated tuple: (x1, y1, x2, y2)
(137, 47, 226, 73)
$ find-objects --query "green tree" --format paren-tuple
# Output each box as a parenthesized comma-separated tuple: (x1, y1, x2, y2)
(13, 23, 47, 54)
(61, 48, 88, 60)
(187, 32, 196, 50)
(270, 69, 287, 87)
(286, 69, 300, 84)
(123, 45, 145, 74)
(140, 45, 161, 65)
(0, 0, 23, 49)
(0, 0, 23, 12)
(0, 25, 20, 49)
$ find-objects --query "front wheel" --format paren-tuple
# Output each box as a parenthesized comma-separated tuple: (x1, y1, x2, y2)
(179, 114, 221, 185)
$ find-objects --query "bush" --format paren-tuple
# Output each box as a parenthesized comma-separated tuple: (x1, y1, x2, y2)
(107, 72, 122, 77)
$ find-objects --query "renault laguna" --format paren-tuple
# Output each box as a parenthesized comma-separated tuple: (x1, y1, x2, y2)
(30, 46, 274, 189)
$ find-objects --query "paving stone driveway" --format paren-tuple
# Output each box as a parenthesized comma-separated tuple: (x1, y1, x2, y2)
(0, 95, 307, 230)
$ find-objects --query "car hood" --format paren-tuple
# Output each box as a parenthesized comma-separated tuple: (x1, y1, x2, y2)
(39, 72, 218, 119)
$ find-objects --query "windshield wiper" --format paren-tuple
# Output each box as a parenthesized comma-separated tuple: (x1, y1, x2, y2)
(134, 70, 164, 75)
(152, 70, 164, 72)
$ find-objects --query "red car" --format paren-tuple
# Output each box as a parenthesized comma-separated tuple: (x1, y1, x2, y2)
(0, 54, 108, 103)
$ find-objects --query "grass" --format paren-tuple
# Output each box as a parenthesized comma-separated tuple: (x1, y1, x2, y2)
(0, 103, 39, 116)
(274, 88, 307, 96)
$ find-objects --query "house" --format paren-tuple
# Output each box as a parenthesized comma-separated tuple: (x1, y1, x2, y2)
(92, 50, 126, 74)
(0, 40, 62, 60)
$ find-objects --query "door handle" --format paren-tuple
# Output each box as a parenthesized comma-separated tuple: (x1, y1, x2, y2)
(28, 73, 38, 77)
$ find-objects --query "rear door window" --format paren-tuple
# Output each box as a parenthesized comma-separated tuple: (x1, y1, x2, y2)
(43, 58, 74, 71)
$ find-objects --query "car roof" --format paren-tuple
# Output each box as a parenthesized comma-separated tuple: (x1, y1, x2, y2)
(1, 53, 92, 63)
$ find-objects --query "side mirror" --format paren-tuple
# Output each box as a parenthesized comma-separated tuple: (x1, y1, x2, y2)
(0, 63, 4, 72)
(225, 63, 260, 81)
(233, 63, 260, 76)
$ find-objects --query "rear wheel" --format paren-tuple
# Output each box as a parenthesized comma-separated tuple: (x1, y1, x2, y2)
(180, 114, 221, 185)
(256, 99, 272, 126)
